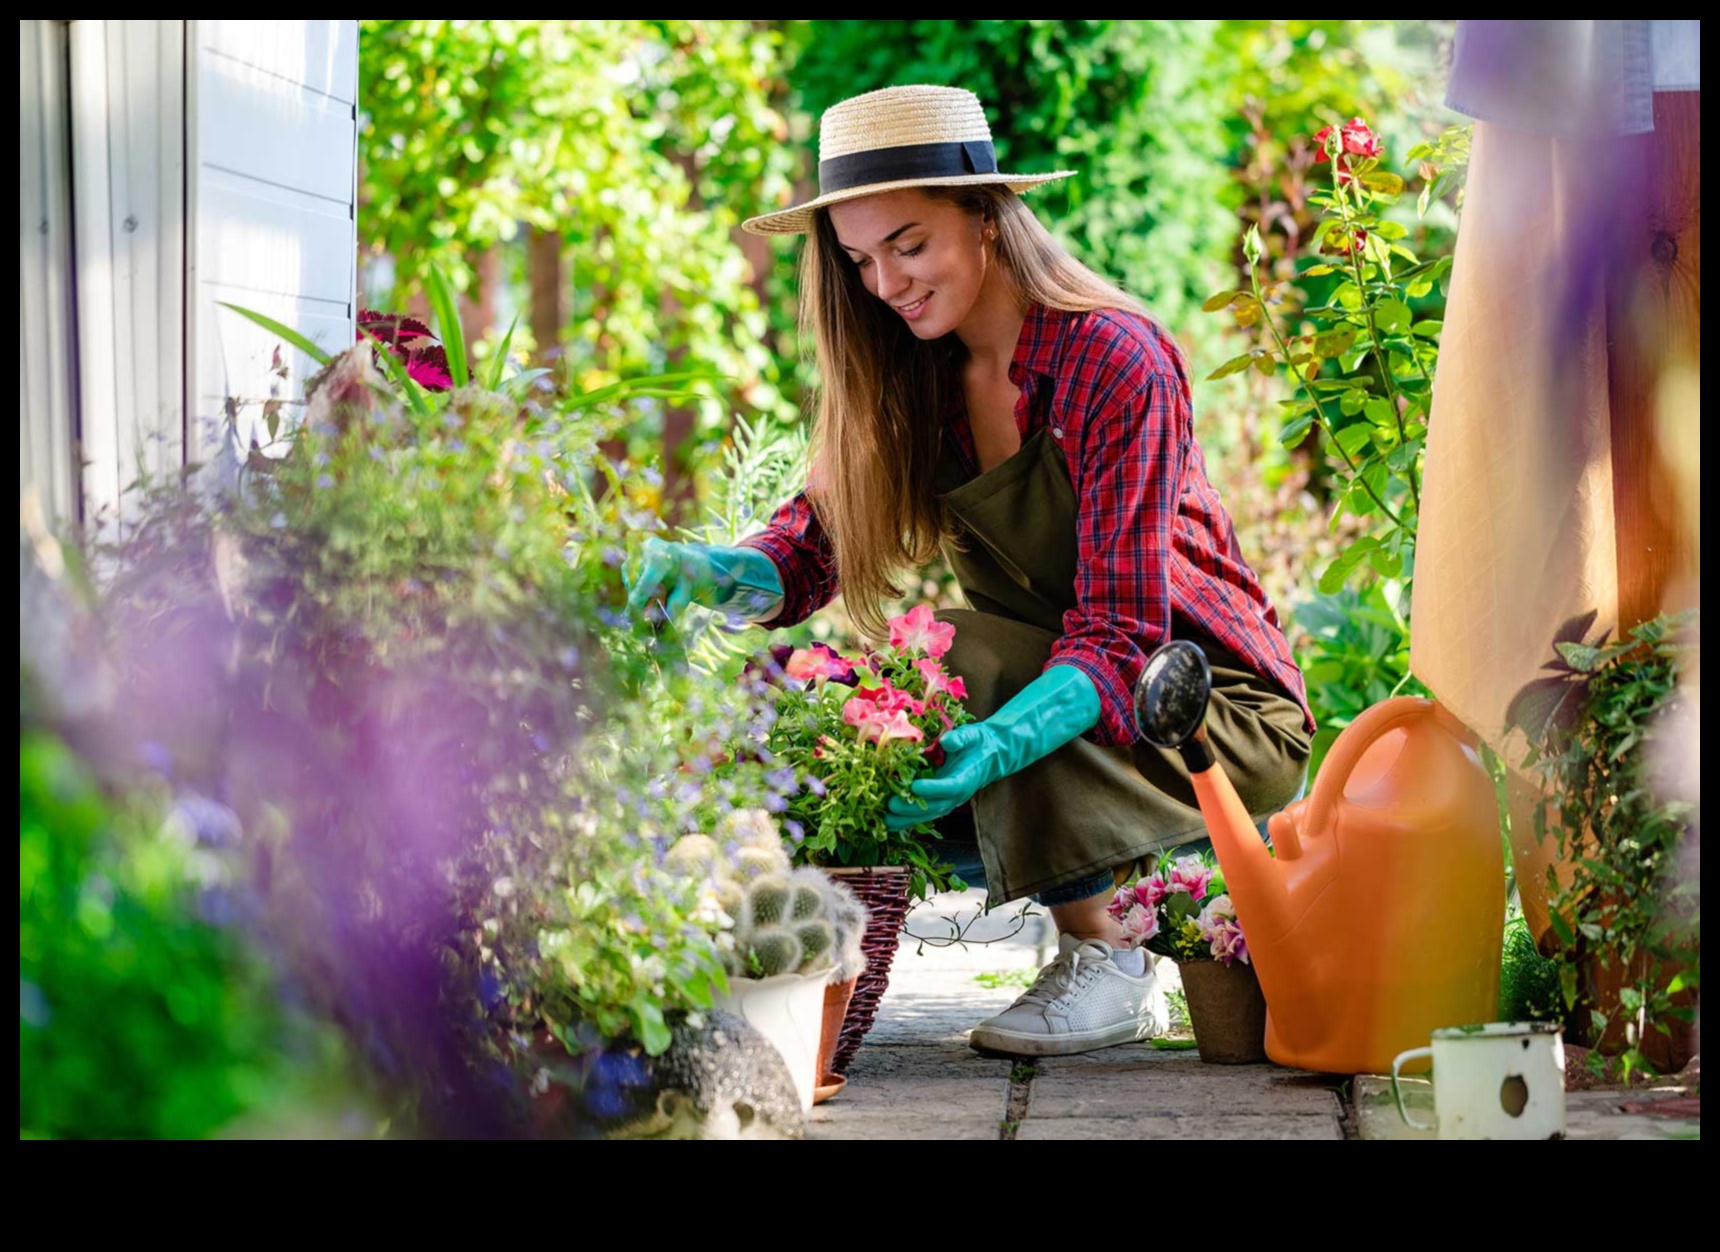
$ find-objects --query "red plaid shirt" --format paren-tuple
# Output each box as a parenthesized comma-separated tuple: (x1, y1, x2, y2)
(740, 303, 1312, 746)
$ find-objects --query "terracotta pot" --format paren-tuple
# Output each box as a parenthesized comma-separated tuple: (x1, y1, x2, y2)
(823, 865, 913, 1076)
(814, 978, 857, 1104)
(1567, 949, 1698, 1073)
(1178, 958, 1269, 1064)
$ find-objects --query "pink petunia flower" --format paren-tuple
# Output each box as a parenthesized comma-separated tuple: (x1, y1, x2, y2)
(785, 641, 859, 686)
(916, 658, 968, 702)
(889, 605, 955, 659)
(1133, 873, 1169, 911)
(1116, 902, 1161, 947)
(1164, 855, 1214, 901)
(843, 693, 924, 745)
(1197, 894, 1250, 966)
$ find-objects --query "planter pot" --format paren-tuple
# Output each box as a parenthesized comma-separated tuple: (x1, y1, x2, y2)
(1179, 958, 1269, 1064)
(824, 865, 913, 1076)
(714, 969, 833, 1113)
(814, 978, 857, 1104)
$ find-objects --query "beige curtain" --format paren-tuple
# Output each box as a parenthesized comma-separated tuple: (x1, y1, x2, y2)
(1411, 121, 1620, 945)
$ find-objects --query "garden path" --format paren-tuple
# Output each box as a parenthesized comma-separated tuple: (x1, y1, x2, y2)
(811, 889, 1701, 1142)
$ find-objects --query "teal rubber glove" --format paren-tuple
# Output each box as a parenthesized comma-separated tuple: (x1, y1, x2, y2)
(884, 665, 1101, 830)
(623, 537, 784, 624)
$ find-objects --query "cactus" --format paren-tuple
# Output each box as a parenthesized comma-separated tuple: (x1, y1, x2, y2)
(733, 844, 788, 884)
(666, 826, 866, 982)
(743, 875, 791, 929)
(664, 833, 720, 877)
(795, 919, 835, 967)
(747, 930, 804, 978)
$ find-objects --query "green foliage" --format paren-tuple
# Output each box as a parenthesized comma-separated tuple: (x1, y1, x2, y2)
(1293, 582, 1428, 775)
(1499, 914, 1563, 1024)
(19, 734, 326, 1139)
(359, 20, 796, 423)
(1506, 610, 1700, 1076)
(1207, 117, 1466, 766)
(793, 20, 1235, 341)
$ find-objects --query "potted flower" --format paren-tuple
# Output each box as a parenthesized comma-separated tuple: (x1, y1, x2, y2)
(754, 606, 973, 1073)
(1110, 851, 1269, 1064)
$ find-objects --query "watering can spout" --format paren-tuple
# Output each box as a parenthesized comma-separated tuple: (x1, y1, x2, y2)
(1134, 642, 1293, 937)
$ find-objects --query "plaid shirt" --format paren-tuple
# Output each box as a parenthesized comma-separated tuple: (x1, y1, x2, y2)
(740, 303, 1312, 746)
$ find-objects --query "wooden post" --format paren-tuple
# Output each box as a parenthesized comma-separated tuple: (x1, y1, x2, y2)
(1608, 92, 1700, 630)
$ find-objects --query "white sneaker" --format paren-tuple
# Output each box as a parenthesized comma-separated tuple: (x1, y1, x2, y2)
(968, 935, 1167, 1057)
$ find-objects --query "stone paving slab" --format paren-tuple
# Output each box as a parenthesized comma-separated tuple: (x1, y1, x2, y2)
(1353, 1075, 1701, 1141)
(1032, 1047, 1343, 1122)
(1018, 1113, 1343, 1141)
(807, 1042, 1010, 1141)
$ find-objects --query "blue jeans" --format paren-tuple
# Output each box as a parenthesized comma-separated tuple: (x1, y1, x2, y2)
(941, 777, 1307, 907)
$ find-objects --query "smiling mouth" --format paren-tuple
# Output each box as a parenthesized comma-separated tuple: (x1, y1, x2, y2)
(895, 293, 931, 315)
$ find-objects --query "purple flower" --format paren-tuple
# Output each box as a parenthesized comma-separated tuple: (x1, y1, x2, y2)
(766, 766, 798, 792)
(784, 820, 805, 843)
(807, 777, 827, 798)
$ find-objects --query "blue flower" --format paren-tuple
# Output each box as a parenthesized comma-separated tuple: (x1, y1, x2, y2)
(478, 969, 506, 1012)
(316, 473, 334, 490)
(764, 793, 788, 813)
(368, 445, 385, 462)
(807, 777, 827, 798)
(784, 820, 805, 843)
(766, 767, 798, 792)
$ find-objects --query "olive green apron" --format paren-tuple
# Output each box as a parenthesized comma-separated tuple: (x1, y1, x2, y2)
(933, 427, 1311, 905)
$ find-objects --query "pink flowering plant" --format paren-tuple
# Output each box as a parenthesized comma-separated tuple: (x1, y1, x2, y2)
(1107, 850, 1251, 966)
(758, 606, 973, 896)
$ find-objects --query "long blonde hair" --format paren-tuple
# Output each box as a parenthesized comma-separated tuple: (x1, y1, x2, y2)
(801, 184, 1148, 636)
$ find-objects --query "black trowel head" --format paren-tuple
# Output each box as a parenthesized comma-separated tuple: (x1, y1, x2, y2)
(1134, 640, 1213, 748)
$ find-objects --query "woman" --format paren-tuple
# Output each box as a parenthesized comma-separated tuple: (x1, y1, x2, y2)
(627, 85, 1313, 1057)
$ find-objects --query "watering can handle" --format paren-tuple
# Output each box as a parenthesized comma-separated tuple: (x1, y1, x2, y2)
(1304, 697, 1437, 840)
(1391, 1046, 1436, 1131)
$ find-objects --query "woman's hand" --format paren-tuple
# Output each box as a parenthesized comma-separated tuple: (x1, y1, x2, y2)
(884, 666, 1101, 829)
(623, 538, 784, 624)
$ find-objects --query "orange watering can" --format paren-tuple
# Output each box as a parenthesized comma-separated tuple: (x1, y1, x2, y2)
(1136, 643, 1503, 1074)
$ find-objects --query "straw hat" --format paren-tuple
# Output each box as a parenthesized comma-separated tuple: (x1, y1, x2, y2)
(742, 85, 1075, 236)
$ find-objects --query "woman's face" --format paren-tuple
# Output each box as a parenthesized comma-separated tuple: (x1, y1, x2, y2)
(827, 190, 991, 340)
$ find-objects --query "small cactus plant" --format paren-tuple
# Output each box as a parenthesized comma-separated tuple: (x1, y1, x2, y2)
(665, 816, 870, 983)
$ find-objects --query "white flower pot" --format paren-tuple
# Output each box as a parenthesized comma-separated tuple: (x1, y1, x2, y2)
(715, 969, 834, 1113)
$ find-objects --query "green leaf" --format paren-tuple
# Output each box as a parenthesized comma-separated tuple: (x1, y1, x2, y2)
(1369, 545, 1404, 578)
(1300, 263, 1337, 277)
(1555, 641, 1603, 672)
(1279, 412, 1316, 447)
(218, 303, 332, 367)
(1318, 538, 1379, 594)
(1335, 424, 1373, 458)
(1407, 276, 1434, 299)
(1339, 388, 1367, 416)
(1364, 397, 1397, 429)
(1372, 220, 1409, 241)
(1252, 352, 1277, 377)
(423, 266, 470, 388)
(1202, 289, 1243, 312)
(1207, 353, 1257, 381)
(1313, 327, 1358, 358)
(1376, 298, 1412, 335)
(1360, 170, 1405, 195)
(1412, 319, 1443, 338)
(483, 314, 520, 391)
